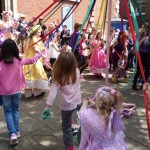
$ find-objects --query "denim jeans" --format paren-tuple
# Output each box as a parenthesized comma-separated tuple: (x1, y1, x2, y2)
(2, 92, 21, 136)
(61, 109, 74, 148)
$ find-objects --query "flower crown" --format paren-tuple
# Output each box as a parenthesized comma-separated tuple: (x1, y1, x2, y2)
(94, 86, 117, 100)
(94, 86, 125, 137)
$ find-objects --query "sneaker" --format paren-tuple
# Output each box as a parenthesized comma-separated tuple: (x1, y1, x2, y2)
(112, 76, 117, 83)
(72, 127, 78, 136)
(16, 132, 20, 138)
(10, 134, 18, 146)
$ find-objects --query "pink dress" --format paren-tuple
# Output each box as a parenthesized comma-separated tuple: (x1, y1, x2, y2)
(89, 40, 106, 74)
(78, 108, 129, 150)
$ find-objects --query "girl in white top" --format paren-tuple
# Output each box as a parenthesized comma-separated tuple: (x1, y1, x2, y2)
(45, 51, 81, 150)
(47, 35, 64, 65)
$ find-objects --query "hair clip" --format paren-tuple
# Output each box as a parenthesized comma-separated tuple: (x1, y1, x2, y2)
(110, 89, 117, 96)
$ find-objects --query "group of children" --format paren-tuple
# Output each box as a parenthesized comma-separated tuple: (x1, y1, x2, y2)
(1, 38, 150, 149)
(0, 38, 132, 150)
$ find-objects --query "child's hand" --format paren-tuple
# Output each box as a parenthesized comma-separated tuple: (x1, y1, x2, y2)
(143, 83, 150, 100)
(82, 99, 89, 105)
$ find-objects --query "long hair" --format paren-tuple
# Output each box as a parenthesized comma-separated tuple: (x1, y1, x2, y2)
(95, 32, 102, 40)
(96, 91, 123, 124)
(52, 51, 78, 86)
(0, 39, 21, 63)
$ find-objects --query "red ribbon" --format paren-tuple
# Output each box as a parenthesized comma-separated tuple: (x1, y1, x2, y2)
(19, 0, 59, 36)
(119, 0, 125, 52)
(124, 0, 150, 140)
(29, 0, 83, 48)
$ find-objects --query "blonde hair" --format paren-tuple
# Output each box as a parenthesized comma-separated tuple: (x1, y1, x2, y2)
(52, 51, 77, 86)
(95, 90, 123, 124)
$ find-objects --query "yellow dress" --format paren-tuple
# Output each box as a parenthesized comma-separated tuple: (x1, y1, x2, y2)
(23, 36, 48, 89)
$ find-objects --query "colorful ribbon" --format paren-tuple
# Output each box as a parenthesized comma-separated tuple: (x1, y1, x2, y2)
(73, 0, 96, 52)
(125, 0, 150, 140)
(19, 0, 59, 36)
(95, 0, 104, 33)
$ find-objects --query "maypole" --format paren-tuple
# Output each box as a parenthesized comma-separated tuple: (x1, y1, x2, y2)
(105, 0, 112, 86)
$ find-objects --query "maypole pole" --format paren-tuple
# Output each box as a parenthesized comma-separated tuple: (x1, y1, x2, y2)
(105, 0, 112, 86)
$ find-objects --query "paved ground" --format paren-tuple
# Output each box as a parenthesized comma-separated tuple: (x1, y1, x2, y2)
(0, 69, 149, 150)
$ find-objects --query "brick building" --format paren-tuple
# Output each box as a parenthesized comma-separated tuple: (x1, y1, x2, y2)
(131, 0, 150, 24)
(122, 0, 150, 26)
(0, 0, 118, 31)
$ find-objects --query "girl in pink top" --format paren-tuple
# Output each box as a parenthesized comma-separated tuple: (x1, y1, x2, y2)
(78, 86, 129, 150)
(0, 39, 42, 146)
(45, 51, 81, 150)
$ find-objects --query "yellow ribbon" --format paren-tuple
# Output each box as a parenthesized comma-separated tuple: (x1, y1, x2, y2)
(101, 0, 107, 34)
(95, 0, 104, 33)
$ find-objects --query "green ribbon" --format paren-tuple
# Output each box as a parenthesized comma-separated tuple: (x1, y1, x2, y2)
(73, 0, 95, 52)
(133, 0, 148, 32)
(42, 109, 51, 125)
(121, 0, 139, 91)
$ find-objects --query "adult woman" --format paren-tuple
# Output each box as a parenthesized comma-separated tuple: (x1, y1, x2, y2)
(23, 25, 48, 98)
(0, 11, 16, 47)
(132, 24, 150, 91)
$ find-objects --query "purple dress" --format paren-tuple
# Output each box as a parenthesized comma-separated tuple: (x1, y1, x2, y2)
(78, 108, 129, 150)
(0, 20, 14, 47)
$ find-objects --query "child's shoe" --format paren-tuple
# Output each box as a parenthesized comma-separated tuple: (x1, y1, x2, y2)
(16, 131, 20, 138)
(124, 77, 128, 83)
(66, 145, 75, 150)
(10, 134, 18, 146)
(112, 76, 117, 83)
(72, 127, 78, 136)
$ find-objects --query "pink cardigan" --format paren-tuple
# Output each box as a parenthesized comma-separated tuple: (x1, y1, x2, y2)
(0, 53, 41, 95)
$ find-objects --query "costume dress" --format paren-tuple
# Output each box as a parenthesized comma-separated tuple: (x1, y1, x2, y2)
(89, 40, 106, 74)
(23, 36, 48, 91)
(78, 108, 129, 150)
(0, 19, 14, 47)
(113, 58, 127, 78)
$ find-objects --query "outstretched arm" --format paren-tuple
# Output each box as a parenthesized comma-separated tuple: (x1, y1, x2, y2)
(143, 83, 150, 100)
(21, 52, 42, 66)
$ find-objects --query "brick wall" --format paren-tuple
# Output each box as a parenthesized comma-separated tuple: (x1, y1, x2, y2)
(17, 0, 117, 39)
(17, 0, 90, 26)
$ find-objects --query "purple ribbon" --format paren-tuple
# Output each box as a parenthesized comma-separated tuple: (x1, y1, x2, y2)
(107, 108, 125, 138)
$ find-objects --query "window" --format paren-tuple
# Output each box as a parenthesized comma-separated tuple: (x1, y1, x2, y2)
(136, 0, 146, 15)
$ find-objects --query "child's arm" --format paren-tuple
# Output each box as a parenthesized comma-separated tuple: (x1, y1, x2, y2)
(21, 52, 43, 66)
(79, 99, 95, 111)
(143, 83, 150, 100)
(45, 83, 60, 108)
(52, 42, 64, 52)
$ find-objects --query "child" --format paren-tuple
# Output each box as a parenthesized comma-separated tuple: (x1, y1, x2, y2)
(0, 39, 43, 145)
(88, 32, 106, 78)
(112, 53, 128, 83)
(143, 83, 150, 100)
(78, 86, 129, 150)
(44, 51, 81, 150)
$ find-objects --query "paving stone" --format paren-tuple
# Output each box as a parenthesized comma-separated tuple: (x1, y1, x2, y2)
(0, 69, 149, 149)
